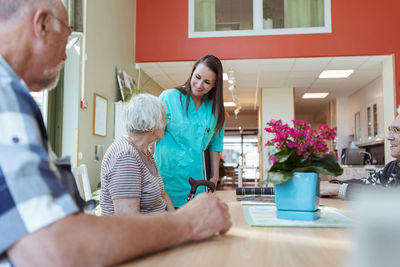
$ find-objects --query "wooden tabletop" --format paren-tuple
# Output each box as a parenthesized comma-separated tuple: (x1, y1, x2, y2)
(120, 191, 353, 267)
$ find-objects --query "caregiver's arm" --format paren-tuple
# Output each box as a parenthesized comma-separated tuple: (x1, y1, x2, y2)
(209, 151, 220, 186)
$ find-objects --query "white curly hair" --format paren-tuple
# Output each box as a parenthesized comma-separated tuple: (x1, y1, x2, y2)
(122, 93, 166, 133)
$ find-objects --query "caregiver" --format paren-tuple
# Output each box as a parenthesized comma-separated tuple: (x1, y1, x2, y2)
(154, 54, 225, 208)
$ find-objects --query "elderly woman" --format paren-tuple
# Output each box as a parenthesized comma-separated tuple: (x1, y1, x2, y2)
(100, 93, 174, 216)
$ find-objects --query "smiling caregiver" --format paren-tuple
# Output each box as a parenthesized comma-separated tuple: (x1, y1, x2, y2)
(154, 55, 225, 208)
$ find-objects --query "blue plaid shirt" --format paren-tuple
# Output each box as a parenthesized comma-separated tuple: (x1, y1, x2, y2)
(0, 56, 79, 265)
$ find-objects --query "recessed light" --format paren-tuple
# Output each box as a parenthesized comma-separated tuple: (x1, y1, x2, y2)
(224, 102, 236, 107)
(319, 70, 354, 78)
(223, 73, 228, 80)
(302, 93, 329, 99)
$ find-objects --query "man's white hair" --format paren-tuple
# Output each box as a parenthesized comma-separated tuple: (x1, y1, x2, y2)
(0, 0, 62, 21)
(123, 93, 166, 133)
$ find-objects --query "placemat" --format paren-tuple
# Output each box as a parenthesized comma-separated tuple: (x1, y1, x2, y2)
(243, 205, 353, 228)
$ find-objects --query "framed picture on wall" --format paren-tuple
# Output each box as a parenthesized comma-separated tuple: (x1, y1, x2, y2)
(115, 66, 135, 102)
(93, 93, 108, 137)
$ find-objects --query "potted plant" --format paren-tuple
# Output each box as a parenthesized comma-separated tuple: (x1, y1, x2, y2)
(263, 119, 343, 221)
(263, 0, 274, 29)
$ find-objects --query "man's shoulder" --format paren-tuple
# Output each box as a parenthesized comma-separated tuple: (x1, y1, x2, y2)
(0, 60, 32, 114)
(381, 160, 399, 170)
(381, 160, 400, 174)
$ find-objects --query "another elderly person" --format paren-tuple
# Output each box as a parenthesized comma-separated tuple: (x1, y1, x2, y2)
(101, 94, 174, 215)
(0, 1, 231, 266)
(320, 111, 400, 199)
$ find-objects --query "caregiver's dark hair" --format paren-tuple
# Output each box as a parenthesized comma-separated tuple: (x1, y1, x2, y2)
(176, 54, 225, 134)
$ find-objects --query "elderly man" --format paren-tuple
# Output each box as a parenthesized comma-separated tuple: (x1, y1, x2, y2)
(320, 112, 400, 199)
(0, 0, 231, 266)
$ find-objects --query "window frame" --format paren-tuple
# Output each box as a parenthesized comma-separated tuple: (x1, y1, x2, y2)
(188, 0, 331, 38)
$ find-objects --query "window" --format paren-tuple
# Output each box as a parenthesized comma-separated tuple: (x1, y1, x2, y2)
(367, 106, 372, 139)
(189, 0, 331, 38)
(62, 0, 84, 32)
(223, 135, 259, 167)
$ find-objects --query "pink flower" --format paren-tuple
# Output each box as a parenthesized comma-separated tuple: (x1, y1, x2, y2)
(269, 156, 277, 164)
(265, 119, 337, 162)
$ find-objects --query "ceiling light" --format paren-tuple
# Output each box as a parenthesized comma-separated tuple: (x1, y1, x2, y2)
(302, 93, 329, 99)
(224, 102, 236, 107)
(319, 70, 354, 78)
(223, 73, 228, 80)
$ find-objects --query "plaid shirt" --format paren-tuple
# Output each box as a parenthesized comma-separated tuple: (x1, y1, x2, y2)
(0, 56, 79, 264)
(339, 160, 400, 200)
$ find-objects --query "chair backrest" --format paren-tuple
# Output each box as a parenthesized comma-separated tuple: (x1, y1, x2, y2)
(72, 164, 92, 201)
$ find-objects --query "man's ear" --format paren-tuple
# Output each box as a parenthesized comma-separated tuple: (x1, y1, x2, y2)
(32, 9, 51, 42)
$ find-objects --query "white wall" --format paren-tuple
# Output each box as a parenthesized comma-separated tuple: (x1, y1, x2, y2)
(348, 77, 384, 144)
(225, 110, 258, 129)
(295, 107, 329, 130)
(77, 0, 163, 190)
(382, 56, 396, 163)
(261, 87, 294, 179)
(336, 97, 352, 160)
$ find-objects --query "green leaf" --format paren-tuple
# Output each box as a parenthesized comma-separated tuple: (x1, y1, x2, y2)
(311, 154, 343, 176)
(273, 148, 292, 162)
(266, 171, 293, 184)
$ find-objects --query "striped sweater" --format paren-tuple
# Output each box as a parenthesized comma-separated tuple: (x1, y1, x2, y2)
(100, 137, 167, 215)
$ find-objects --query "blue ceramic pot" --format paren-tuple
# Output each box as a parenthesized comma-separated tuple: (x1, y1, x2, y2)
(274, 172, 320, 220)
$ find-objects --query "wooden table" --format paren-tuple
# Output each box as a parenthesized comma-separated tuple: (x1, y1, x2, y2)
(121, 191, 353, 267)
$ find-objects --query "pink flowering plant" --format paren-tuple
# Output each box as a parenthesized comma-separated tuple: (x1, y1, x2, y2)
(264, 120, 343, 184)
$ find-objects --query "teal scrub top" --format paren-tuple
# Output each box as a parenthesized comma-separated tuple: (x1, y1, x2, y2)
(154, 89, 224, 207)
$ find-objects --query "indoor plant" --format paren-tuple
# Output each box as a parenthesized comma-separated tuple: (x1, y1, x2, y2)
(264, 119, 343, 220)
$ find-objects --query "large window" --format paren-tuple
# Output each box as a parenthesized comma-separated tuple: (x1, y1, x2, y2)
(223, 135, 259, 180)
(189, 0, 331, 38)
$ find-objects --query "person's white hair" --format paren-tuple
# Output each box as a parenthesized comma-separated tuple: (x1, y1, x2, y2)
(0, 0, 61, 21)
(123, 93, 166, 133)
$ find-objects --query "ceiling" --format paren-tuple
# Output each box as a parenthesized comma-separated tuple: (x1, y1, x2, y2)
(138, 55, 388, 115)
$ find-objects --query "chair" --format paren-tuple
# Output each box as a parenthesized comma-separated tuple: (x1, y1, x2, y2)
(238, 166, 259, 187)
(72, 164, 92, 201)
